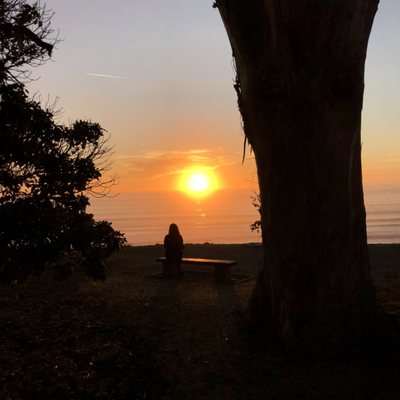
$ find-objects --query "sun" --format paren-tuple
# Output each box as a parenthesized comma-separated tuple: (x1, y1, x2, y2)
(188, 173, 209, 192)
(178, 168, 220, 197)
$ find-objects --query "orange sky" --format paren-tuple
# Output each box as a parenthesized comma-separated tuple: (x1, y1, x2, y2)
(111, 148, 257, 193)
(30, 1, 399, 194)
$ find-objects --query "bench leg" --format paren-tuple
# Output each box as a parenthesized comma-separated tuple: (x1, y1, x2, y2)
(214, 265, 231, 283)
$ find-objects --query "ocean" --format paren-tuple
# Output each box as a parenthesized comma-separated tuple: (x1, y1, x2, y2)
(89, 187, 400, 245)
(364, 186, 400, 243)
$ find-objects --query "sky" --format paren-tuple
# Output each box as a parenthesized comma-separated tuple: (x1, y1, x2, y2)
(29, 0, 400, 193)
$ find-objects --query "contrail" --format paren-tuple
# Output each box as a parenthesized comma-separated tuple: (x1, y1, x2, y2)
(84, 73, 129, 80)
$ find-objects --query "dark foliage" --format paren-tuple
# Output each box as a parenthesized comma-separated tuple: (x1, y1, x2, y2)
(250, 192, 261, 233)
(0, 1, 125, 282)
(0, 0, 56, 83)
(0, 83, 126, 282)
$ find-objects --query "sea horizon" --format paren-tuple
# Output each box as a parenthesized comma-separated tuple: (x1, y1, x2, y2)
(89, 186, 400, 246)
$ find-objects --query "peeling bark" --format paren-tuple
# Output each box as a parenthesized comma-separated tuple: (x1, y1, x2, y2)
(217, 0, 379, 355)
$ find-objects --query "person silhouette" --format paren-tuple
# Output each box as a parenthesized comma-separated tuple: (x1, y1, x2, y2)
(163, 223, 184, 276)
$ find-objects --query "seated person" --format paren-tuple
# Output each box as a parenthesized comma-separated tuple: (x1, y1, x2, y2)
(164, 223, 184, 275)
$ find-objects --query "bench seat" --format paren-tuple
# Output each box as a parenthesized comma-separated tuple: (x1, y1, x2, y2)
(157, 257, 236, 283)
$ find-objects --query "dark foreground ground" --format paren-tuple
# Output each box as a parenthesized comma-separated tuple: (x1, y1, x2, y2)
(1, 243, 400, 399)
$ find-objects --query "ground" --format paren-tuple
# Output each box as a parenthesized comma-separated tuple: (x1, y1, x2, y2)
(1, 243, 400, 399)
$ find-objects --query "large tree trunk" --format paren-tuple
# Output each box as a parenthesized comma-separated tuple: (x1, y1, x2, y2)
(216, 0, 379, 355)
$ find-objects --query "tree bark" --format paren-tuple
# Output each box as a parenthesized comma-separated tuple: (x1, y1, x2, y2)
(216, 0, 379, 355)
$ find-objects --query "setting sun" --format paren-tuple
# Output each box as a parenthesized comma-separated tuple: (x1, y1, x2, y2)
(178, 168, 220, 197)
(188, 173, 209, 192)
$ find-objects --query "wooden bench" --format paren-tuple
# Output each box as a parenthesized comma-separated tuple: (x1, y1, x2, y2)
(157, 257, 237, 283)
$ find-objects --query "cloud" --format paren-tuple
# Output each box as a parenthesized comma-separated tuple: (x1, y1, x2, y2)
(114, 148, 236, 183)
(84, 73, 129, 80)
(111, 148, 258, 192)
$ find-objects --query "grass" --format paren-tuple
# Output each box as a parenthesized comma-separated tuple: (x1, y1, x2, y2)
(0, 243, 399, 399)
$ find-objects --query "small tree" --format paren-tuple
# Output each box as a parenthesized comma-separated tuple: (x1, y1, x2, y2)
(0, 0, 126, 282)
(0, 82, 126, 282)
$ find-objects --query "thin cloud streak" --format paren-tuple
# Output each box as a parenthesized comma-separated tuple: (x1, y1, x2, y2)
(84, 73, 129, 80)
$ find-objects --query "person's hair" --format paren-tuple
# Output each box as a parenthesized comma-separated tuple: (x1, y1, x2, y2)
(168, 223, 180, 236)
